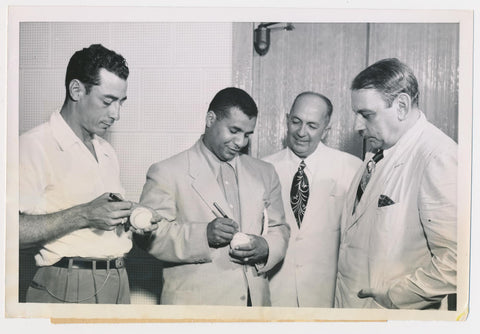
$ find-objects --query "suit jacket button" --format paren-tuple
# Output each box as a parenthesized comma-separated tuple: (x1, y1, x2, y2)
(240, 295, 246, 301)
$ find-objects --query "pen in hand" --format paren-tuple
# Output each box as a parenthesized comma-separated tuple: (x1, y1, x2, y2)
(109, 193, 123, 202)
(210, 202, 239, 248)
(108, 193, 130, 231)
(213, 202, 229, 218)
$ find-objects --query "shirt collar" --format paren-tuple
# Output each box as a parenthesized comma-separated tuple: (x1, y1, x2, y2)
(50, 109, 82, 151)
(198, 136, 238, 177)
(286, 141, 326, 173)
(50, 109, 109, 157)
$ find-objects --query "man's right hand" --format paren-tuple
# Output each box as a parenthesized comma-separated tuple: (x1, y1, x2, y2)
(81, 193, 133, 231)
(207, 218, 239, 248)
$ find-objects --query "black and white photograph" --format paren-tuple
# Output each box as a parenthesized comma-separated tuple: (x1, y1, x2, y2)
(2, 2, 476, 329)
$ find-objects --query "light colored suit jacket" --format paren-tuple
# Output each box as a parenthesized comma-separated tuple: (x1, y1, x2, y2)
(335, 113, 457, 309)
(264, 143, 362, 307)
(140, 139, 290, 306)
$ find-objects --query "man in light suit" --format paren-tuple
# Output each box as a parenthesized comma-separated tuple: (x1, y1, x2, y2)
(335, 58, 457, 309)
(139, 87, 290, 306)
(264, 92, 362, 307)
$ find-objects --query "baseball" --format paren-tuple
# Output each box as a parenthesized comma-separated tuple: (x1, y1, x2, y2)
(230, 232, 251, 249)
(130, 207, 153, 229)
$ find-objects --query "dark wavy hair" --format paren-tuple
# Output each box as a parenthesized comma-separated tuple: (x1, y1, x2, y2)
(351, 58, 419, 107)
(65, 44, 129, 98)
(208, 87, 258, 120)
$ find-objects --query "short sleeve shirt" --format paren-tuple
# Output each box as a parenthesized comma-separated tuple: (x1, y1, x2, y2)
(19, 110, 132, 266)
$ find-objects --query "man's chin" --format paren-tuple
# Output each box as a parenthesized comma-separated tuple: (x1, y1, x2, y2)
(366, 138, 382, 150)
(220, 151, 238, 162)
(290, 145, 309, 158)
(94, 128, 108, 137)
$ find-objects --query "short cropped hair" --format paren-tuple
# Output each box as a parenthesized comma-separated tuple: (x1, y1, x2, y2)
(65, 44, 129, 98)
(351, 58, 419, 107)
(208, 87, 258, 119)
(291, 91, 333, 119)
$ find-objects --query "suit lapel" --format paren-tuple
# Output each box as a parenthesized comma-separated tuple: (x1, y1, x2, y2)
(343, 166, 364, 231)
(347, 156, 404, 230)
(188, 142, 234, 219)
(345, 114, 428, 232)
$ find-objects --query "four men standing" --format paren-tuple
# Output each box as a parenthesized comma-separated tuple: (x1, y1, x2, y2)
(18, 43, 457, 309)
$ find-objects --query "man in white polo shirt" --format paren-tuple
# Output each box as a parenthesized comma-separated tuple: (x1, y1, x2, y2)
(19, 44, 151, 304)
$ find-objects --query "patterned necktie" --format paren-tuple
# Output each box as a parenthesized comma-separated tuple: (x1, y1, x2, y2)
(356, 149, 384, 203)
(290, 160, 309, 228)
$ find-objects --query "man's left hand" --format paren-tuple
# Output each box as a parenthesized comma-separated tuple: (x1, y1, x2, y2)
(229, 234, 269, 265)
(358, 288, 397, 309)
(129, 222, 158, 235)
(128, 205, 159, 235)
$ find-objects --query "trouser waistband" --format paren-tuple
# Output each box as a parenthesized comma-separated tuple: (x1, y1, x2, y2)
(51, 257, 126, 270)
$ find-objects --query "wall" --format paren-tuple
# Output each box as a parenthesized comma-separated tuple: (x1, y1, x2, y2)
(368, 23, 459, 142)
(236, 23, 459, 159)
(18, 22, 233, 304)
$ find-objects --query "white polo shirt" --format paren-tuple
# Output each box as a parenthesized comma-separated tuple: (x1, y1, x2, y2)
(19, 110, 132, 266)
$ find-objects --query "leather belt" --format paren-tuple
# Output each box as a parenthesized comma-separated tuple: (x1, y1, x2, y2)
(52, 257, 126, 270)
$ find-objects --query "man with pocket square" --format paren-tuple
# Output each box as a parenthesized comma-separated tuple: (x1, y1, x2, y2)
(335, 58, 457, 309)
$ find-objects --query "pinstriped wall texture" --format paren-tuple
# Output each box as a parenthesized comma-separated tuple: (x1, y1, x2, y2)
(235, 23, 458, 159)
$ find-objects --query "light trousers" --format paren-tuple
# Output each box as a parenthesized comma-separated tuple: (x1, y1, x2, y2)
(26, 265, 130, 304)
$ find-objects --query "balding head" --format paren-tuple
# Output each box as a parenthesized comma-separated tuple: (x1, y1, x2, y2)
(286, 92, 332, 158)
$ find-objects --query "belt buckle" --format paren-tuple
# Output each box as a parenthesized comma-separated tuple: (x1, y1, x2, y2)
(115, 258, 124, 268)
(70, 259, 81, 269)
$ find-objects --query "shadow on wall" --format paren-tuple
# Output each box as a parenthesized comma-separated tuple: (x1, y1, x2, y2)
(18, 250, 36, 303)
(126, 244, 164, 305)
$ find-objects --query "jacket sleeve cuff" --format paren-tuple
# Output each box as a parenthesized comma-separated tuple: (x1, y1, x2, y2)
(256, 235, 275, 274)
(187, 221, 212, 262)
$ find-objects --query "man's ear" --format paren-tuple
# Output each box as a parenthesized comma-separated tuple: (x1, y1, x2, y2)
(205, 110, 216, 128)
(395, 93, 411, 121)
(68, 79, 84, 102)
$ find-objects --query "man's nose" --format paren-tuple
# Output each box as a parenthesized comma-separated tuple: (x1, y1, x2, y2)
(297, 124, 307, 136)
(233, 133, 248, 148)
(109, 102, 121, 121)
(353, 113, 366, 133)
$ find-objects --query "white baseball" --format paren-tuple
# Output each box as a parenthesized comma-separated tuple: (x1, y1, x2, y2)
(130, 207, 153, 229)
(230, 232, 251, 249)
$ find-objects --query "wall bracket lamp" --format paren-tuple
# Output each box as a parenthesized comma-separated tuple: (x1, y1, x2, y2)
(254, 22, 295, 56)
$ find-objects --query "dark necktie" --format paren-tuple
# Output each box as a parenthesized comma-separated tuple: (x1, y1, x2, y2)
(356, 149, 384, 204)
(290, 160, 309, 228)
